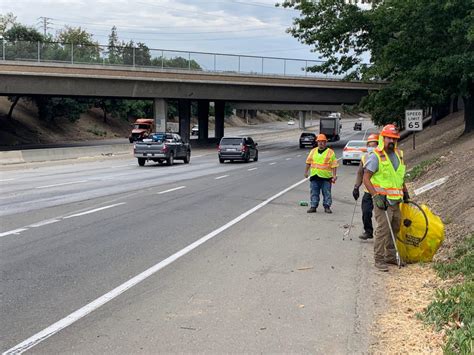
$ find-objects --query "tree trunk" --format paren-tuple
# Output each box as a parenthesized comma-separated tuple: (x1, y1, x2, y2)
(452, 96, 458, 113)
(7, 96, 20, 120)
(101, 101, 107, 123)
(463, 80, 474, 134)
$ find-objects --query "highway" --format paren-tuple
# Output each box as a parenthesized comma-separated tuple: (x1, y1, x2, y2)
(0, 121, 380, 353)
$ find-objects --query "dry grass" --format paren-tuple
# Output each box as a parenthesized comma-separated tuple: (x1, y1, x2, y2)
(370, 265, 445, 354)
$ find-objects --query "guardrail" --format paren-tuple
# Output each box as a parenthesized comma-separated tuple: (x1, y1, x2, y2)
(0, 39, 348, 79)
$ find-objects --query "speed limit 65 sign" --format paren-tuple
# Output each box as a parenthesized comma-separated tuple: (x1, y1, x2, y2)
(405, 109, 423, 131)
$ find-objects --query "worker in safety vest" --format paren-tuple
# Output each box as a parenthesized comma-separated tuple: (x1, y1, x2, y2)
(304, 134, 339, 214)
(363, 124, 410, 272)
(353, 133, 379, 240)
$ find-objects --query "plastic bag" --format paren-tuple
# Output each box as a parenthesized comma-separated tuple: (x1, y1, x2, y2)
(396, 202, 445, 263)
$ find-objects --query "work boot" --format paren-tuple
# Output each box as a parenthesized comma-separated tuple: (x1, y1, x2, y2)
(385, 258, 406, 267)
(324, 207, 332, 214)
(307, 207, 317, 213)
(375, 262, 389, 272)
(358, 232, 373, 240)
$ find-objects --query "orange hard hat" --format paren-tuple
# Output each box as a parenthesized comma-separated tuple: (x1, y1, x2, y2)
(367, 133, 379, 144)
(380, 124, 400, 139)
(316, 134, 328, 141)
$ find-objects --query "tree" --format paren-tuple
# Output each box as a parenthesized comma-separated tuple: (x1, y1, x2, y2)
(4, 24, 43, 42)
(0, 12, 17, 36)
(281, 0, 474, 134)
(107, 26, 121, 64)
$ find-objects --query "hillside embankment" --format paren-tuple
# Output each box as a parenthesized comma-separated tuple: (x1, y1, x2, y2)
(370, 111, 473, 354)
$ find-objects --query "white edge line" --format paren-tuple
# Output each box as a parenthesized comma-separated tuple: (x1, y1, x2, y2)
(3, 178, 307, 355)
(63, 203, 126, 219)
(269, 162, 276, 165)
(0, 228, 28, 238)
(247, 168, 258, 171)
(157, 186, 186, 194)
(0, 178, 15, 182)
(28, 220, 60, 228)
(35, 180, 88, 189)
(215, 175, 229, 180)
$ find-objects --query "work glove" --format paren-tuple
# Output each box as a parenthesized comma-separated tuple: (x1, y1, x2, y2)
(352, 187, 360, 201)
(403, 190, 410, 203)
(373, 194, 387, 210)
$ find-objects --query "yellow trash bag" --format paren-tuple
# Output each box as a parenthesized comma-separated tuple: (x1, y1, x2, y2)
(396, 202, 445, 263)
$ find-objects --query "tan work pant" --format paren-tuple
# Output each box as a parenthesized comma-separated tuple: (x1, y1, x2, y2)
(373, 203, 401, 263)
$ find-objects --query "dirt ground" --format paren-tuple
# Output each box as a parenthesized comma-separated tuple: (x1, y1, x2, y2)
(370, 111, 473, 354)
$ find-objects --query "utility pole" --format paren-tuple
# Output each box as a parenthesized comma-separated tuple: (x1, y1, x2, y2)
(37, 17, 52, 37)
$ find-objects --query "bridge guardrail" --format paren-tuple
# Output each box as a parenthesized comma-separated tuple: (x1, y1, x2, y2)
(0, 39, 352, 79)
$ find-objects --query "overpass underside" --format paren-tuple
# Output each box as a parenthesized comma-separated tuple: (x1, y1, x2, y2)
(0, 63, 378, 142)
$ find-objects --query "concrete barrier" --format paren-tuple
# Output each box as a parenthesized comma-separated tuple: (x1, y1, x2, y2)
(0, 151, 25, 164)
(1, 144, 132, 165)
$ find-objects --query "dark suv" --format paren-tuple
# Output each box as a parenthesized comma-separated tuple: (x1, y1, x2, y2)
(299, 132, 316, 148)
(218, 137, 258, 163)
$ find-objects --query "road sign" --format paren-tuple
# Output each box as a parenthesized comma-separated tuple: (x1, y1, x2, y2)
(405, 109, 423, 131)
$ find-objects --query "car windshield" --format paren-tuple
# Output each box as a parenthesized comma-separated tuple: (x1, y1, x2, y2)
(347, 141, 366, 148)
(134, 124, 150, 129)
(221, 138, 243, 145)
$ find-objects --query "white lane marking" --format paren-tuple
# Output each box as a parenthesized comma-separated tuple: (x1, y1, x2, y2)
(4, 178, 307, 355)
(157, 186, 186, 194)
(28, 219, 60, 228)
(269, 162, 277, 165)
(63, 203, 126, 219)
(296, 155, 302, 157)
(111, 164, 132, 168)
(247, 168, 258, 171)
(0, 228, 28, 238)
(286, 158, 292, 160)
(35, 180, 88, 189)
(337, 157, 343, 161)
(0, 178, 15, 182)
(215, 175, 229, 180)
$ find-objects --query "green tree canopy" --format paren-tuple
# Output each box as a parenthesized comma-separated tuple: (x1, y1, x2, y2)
(281, 0, 474, 133)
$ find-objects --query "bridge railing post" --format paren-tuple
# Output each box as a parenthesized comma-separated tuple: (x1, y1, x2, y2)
(238, 56, 241, 73)
(161, 50, 164, 69)
(133, 46, 135, 67)
(284, 59, 286, 76)
(261, 57, 264, 75)
(2, 39, 6, 61)
(37, 41, 40, 62)
(305, 61, 308, 77)
(214, 54, 216, 72)
(188, 52, 191, 70)
(71, 43, 74, 64)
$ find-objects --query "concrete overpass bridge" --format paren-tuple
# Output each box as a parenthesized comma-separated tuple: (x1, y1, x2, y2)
(0, 59, 380, 142)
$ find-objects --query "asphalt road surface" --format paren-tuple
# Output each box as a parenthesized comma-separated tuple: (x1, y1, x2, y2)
(0, 121, 383, 354)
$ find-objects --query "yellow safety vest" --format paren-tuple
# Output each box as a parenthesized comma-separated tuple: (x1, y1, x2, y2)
(309, 148, 337, 179)
(370, 149, 406, 201)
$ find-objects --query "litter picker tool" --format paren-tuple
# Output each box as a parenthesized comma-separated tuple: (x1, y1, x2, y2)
(343, 199, 358, 241)
(385, 209, 402, 268)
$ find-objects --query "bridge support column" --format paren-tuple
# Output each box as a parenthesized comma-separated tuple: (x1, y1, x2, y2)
(298, 111, 306, 129)
(215, 100, 225, 140)
(178, 99, 191, 142)
(154, 98, 167, 132)
(197, 99, 209, 141)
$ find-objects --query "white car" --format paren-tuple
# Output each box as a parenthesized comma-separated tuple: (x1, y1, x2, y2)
(287, 120, 295, 125)
(342, 140, 367, 165)
(191, 125, 199, 135)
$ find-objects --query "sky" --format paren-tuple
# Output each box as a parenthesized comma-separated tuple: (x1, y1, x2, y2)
(0, 0, 317, 60)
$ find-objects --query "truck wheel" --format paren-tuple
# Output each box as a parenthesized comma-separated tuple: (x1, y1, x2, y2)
(254, 152, 258, 162)
(183, 151, 190, 164)
(129, 138, 134, 143)
(219, 158, 225, 164)
(138, 158, 146, 166)
(167, 153, 174, 166)
(343, 160, 348, 165)
(335, 135, 340, 141)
